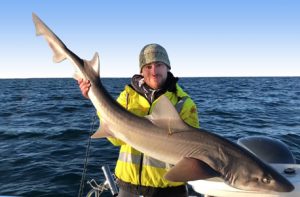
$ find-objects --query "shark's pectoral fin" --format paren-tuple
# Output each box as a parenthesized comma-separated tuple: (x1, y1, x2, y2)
(91, 121, 115, 139)
(164, 158, 219, 182)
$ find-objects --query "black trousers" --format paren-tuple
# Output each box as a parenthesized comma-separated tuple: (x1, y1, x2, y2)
(117, 179, 188, 197)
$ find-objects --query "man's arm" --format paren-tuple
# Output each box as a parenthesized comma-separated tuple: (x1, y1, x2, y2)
(77, 79, 91, 99)
(180, 98, 200, 128)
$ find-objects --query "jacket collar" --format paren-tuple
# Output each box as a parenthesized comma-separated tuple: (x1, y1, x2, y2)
(130, 72, 178, 103)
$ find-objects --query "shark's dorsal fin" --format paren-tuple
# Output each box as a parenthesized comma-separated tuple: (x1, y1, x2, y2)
(145, 95, 191, 132)
(80, 52, 100, 81)
(86, 52, 100, 77)
(74, 53, 99, 80)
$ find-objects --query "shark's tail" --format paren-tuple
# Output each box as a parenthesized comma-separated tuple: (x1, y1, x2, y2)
(32, 13, 100, 81)
(32, 13, 67, 63)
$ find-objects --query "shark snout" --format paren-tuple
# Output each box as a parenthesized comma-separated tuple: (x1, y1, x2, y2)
(273, 178, 294, 192)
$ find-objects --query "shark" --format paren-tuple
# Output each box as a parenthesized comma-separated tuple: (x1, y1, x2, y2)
(32, 12, 294, 192)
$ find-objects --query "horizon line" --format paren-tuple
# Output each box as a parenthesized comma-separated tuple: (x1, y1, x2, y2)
(1, 75, 300, 80)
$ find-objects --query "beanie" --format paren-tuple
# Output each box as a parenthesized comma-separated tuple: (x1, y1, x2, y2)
(139, 43, 171, 71)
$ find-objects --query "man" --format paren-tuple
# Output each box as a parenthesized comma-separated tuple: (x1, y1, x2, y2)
(78, 43, 199, 197)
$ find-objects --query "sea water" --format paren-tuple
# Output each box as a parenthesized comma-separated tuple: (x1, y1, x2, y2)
(0, 77, 299, 196)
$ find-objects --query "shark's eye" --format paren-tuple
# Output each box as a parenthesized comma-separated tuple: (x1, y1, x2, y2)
(262, 177, 271, 184)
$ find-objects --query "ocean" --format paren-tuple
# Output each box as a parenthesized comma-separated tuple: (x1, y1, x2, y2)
(0, 77, 299, 197)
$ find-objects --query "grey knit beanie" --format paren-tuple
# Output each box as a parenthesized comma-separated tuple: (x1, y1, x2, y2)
(139, 43, 171, 71)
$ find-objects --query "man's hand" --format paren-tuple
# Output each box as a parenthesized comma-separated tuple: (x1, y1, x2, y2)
(78, 79, 91, 99)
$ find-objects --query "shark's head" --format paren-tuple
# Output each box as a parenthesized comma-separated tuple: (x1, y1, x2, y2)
(229, 160, 294, 192)
(229, 136, 295, 192)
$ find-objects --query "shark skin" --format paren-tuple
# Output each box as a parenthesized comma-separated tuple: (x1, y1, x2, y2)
(32, 13, 294, 192)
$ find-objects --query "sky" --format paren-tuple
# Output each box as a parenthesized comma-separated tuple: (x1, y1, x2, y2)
(0, 0, 299, 78)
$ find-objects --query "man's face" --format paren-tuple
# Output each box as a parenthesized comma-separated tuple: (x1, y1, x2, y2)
(141, 62, 168, 90)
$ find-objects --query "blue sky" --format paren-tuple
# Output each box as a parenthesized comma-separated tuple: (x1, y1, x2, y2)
(0, 0, 299, 78)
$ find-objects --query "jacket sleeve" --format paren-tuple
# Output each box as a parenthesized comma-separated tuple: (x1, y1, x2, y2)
(179, 97, 200, 128)
(104, 88, 128, 146)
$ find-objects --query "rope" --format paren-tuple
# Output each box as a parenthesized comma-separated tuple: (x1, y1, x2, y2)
(78, 114, 97, 197)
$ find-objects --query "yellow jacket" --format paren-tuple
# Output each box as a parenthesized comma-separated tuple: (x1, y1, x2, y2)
(108, 84, 199, 188)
